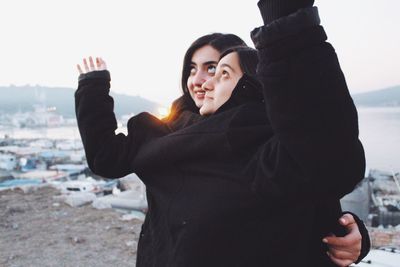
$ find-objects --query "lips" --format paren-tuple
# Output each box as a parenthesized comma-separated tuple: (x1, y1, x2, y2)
(194, 90, 205, 99)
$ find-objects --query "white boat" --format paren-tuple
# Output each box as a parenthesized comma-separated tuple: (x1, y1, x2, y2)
(0, 153, 17, 170)
(92, 189, 147, 211)
(49, 164, 86, 179)
(0, 145, 43, 156)
(57, 177, 105, 194)
(29, 139, 54, 149)
(11, 170, 69, 182)
(55, 139, 83, 150)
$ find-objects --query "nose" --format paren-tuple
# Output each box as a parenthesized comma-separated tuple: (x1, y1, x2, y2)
(193, 70, 207, 87)
(202, 78, 214, 92)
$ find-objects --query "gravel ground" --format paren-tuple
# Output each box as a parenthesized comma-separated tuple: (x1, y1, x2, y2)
(0, 186, 143, 267)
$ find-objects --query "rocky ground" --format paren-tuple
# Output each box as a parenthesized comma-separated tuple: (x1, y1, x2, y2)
(0, 186, 143, 267)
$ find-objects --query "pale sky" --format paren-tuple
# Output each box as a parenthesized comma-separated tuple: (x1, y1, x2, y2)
(1, 0, 399, 106)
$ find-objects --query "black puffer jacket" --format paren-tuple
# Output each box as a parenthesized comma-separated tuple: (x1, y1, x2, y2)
(75, 7, 366, 267)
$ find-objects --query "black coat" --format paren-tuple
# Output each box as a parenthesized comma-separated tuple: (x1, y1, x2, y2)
(75, 7, 366, 267)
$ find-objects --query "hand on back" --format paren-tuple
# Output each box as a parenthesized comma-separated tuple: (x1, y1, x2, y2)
(323, 213, 362, 266)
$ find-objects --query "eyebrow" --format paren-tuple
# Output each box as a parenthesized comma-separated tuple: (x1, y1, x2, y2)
(220, 63, 235, 72)
(190, 60, 218, 66)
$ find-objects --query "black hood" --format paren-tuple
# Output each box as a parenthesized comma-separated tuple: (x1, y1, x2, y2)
(216, 73, 264, 114)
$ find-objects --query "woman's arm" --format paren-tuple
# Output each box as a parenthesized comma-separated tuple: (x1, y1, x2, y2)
(75, 57, 169, 178)
(249, 3, 368, 265)
(250, 3, 365, 201)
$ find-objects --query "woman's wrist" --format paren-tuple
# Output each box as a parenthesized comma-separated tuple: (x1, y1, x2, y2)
(257, 0, 315, 25)
(78, 70, 110, 83)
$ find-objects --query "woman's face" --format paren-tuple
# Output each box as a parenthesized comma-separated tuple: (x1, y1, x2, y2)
(187, 45, 220, 108)
(199, 52, 243, 115)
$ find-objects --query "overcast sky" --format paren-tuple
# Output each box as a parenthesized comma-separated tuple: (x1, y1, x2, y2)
(1, 0, 399, 106)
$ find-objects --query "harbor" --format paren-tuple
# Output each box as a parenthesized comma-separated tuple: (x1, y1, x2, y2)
(0, 131, 147, 267)
(1, 105, 400, 266)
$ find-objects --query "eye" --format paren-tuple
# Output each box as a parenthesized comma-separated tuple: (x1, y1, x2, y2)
(222, 70, 229, 77)
(207, 65, 216, 74)
(189, 66, 196, 76)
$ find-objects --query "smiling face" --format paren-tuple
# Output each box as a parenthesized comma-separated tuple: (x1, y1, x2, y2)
(199, 52, 243, 115)
(186, 45, 220, 108)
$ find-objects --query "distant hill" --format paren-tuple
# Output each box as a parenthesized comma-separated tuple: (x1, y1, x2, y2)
(352, 85, 400, 107)
(0, 85, 159, 118)
(1, 84, 398, 118)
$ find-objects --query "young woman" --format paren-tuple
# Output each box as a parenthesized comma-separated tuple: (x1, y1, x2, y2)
(75, 2, 369, 265)
(199, 46, 369, 266)
(170, 35, 368, 266)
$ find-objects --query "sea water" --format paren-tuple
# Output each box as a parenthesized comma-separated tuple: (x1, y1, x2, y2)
(0, 106, 399, 172)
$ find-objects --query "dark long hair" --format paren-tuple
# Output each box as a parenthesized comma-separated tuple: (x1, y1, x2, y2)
(220, 46, 258, 76)
(181, 33, 247, 94)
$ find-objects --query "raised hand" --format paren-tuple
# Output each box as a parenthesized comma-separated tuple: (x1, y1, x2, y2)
(323, 213, 362, 266)
(77, 56, 107, 74)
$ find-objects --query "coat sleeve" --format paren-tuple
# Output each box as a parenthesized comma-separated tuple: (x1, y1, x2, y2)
(250, 7, 366, 201)
(75, 70, 168, 178)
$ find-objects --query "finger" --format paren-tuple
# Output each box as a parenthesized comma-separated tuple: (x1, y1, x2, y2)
(324, 236, 352, 247)
(96, 57, 101, 69)
(323, 231, 360, 247)
(77, 64, 83, 74)
(343, 221, 359, 234)
(325, 236, 361, 263)
(100, 57, 107, 70)
(328, 246, 358, 261)
(99, 57, 106, 70)
(83, 58, 90, 73)
(327, 252, 354, 267)
(89, 56, 95, 71)
(323, 233, 349, 245)
(339, 213, 356, 226)
(324, 223, 362, 249)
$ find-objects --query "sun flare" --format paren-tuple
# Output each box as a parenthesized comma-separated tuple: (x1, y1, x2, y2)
(157, 107, 170, 119)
